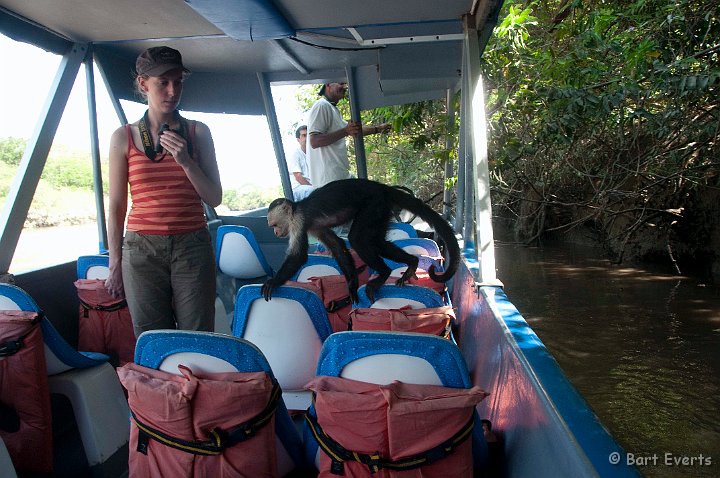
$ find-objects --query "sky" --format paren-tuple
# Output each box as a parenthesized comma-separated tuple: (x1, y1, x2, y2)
(0, 34, 307, 189)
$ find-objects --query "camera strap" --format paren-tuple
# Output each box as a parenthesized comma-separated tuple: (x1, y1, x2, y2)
(138, 110, 193, 162)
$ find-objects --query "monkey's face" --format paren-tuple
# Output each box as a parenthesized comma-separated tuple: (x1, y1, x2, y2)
(267, 208, 290, 238)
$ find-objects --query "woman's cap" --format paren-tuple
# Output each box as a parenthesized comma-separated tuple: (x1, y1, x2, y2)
(136, 46, 190, 76)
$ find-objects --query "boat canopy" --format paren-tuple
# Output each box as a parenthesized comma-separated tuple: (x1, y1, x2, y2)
(0, 0, 501, 114)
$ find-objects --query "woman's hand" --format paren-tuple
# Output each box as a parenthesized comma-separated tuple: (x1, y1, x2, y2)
(105, 266, 125, 299)
(159, 130, 195, 167)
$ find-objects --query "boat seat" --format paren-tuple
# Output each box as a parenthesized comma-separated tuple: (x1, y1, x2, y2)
(132, 330, 304, 476)
(305, 331, 487, 471)
(370, 255, 451, 305)
(76, 254, 110, 280)
(290, 254, 343, 282)
(355, 284, 445, 310)
(391, 237, 443, 260)
(0, 437, 17, 478)
(385, 222, 418, 240)
(373, 254, 444, 278)
(0, 283, 129, 470)
(216, 225, 274, 281)
(233, 284, 332, 411)
(215, 225, 275, 332)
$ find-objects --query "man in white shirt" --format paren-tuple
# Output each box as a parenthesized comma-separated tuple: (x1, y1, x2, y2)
(287, 125, 314, 200)
(306, 82, 391, 188)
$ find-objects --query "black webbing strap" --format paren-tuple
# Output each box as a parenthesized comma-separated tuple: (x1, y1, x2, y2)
(79, 298, 128, 318)
(0, 311, 43, 357)
(138, 110, 193, 162)
(326, 297, 352, 313)
(133, 380, 281, 456)
(304, 405, 475, 475)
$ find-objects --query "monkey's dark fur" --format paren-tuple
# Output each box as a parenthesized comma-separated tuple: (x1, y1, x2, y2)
(262, 178, 460, 303)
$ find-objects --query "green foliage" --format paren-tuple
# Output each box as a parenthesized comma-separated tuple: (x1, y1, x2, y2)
(221, 185, 282, 212)
(483, 0, 720, 258)
(0, 137, 25, 166)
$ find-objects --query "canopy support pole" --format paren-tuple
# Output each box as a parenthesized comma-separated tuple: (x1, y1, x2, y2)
(258, 73, 293, 200)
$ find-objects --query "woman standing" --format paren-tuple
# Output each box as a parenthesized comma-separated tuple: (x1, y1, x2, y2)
(105, 46, 222, 336)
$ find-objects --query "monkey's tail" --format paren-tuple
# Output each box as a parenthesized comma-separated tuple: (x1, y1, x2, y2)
(389, 189, 460, 283)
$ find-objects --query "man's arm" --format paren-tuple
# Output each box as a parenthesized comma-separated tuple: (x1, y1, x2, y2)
(293, 172, 312, 186)
(362, 123, 392, 135)
(309, 121, 361, 148)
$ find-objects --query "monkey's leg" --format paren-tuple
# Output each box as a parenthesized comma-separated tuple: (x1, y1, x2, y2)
(348, 207, 393, 302)
(379, 241, 420, 286)
(316, 228, 360, 303)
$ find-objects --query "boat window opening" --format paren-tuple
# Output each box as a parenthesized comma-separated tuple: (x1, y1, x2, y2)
(2, 34, 113, 273)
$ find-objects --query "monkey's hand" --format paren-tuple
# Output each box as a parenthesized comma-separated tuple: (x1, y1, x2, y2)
(261, 278, 282, 301)
(395, 265, 418, 287)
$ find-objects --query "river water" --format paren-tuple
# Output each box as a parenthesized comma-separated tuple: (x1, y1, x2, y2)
(494, 241, 720, 478)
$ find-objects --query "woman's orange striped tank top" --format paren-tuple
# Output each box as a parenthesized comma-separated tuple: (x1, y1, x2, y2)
(125, 123, 206, 234)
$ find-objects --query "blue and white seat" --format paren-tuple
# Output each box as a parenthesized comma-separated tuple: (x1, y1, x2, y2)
(378, 254, 444, 279)
(0, 283, 129, 470)
(355, 284, 445, 309)
(215, 225, 275, 333)
(385, 222, 418, 241)
(233, 284, 332, 411)
(391, 238, 442, 260)
(216, 225, 274, 280)
(305, 331, 487, 469)
(133, 330, 304, 476)
(290, 254, 343, 282)
(76, 254, 110, 280)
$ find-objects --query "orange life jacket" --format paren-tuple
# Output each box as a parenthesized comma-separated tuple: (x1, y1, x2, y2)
(348, 306, 455, 337)
(0, 310, 53, 473)
(118, 362, 280, 477)
(288, 276, 355, 333)
(75, 279, 136, 365)
(306, 376, 488, 477)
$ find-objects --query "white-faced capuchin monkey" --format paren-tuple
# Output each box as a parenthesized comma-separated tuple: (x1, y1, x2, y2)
(262, 178, 460, 303)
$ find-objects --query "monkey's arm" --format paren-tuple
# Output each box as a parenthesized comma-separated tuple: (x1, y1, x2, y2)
(316, 229, 360, 304)
(261, 230, 309, 300)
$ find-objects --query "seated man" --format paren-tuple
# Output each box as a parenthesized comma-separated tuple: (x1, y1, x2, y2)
(288, 125, 314, 201)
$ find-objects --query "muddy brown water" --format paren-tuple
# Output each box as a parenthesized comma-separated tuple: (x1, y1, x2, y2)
(494, 241, 720, 478)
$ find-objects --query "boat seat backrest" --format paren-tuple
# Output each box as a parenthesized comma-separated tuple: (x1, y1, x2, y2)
(316, 331, 472, 387)
(133, 330, 303, 475)
(291, 255, 343, 282)
(355, 284, 445, 310)
(0, 284, 110, 375)
(233, 285, 332, 396)
(76, 255, 110, 280)
(391, 238, 443, 259)
(216, 225, 274, 279)
(385, 222, 418, 240)
(379, 255, 444, 278)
